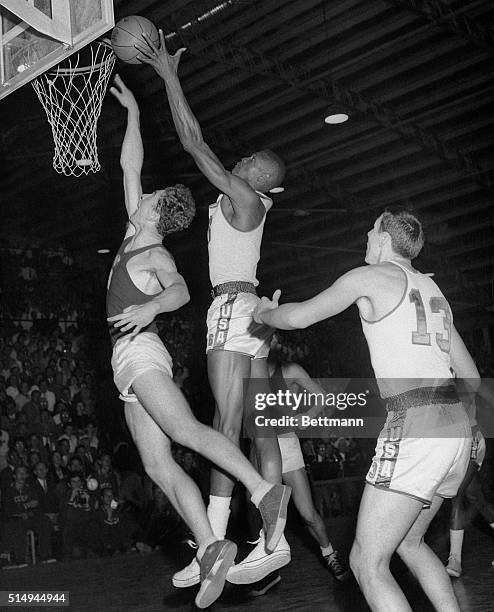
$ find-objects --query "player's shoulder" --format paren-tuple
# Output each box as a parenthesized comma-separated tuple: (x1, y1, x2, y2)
(147, 245, 176, 266)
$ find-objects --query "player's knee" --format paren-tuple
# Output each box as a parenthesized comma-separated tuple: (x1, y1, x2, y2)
(349, 541, 363, 577)
(171, 419, 202, 448)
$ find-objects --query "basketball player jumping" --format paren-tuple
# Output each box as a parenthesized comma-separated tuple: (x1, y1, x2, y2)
(136, 32, 288, 586)
(254, 209, 480, 611)
(107, 75, 290, 609)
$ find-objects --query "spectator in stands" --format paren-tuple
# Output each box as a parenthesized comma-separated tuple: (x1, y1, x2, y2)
(23, 389, 42, 428)
(0, 449, 20, 497)
(49, 451, 66, 485)
(59, 473, 94, 560)
(92, 488, 131, 556)
(6, 375, 20, 400)
(71, 401, 90, 430)
(2, 465, 54, 566)
(13, 438, 28, 467)
(95, 454, 119, 496)
(38, 380, 55, 413)
(136, 484, 186, 551)
(15, 381, 30, 412)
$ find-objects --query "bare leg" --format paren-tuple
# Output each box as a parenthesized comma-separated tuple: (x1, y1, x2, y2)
(350, 484, 424, 612)
(283, 467, 330, 548)
(131, 370, 263, 495)
(124, 400, 213, 548)
(397, 496, 461, 612)
(207, 350, 252, 497)
(249, 357, 282, 485)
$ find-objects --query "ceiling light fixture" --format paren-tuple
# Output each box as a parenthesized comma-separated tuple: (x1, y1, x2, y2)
(269, 186, 285, 193)
(97, 248, 110, 254)
(324, 113, 349, 124)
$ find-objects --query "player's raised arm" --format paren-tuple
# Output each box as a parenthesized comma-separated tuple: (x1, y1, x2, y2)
(110, 75, 143, 219)
(135, 31, 260, 210)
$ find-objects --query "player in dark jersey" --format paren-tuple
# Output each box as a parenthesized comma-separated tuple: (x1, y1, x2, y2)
(107, 76, 291, 609)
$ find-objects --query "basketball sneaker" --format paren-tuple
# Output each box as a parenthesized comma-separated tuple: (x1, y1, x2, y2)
(194, 539, 237, 609)
(227, 530, 290, 584)
(172, 555, 200, 588)
(255, 483, 291, 553)
(324, 550, 350, 581)
(247, 570, 282, 597)
(446, 555, 462, 578)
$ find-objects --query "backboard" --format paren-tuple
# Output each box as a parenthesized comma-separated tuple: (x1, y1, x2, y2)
(0, 0, 114, 100)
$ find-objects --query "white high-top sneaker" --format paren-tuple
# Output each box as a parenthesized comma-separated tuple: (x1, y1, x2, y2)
(226, 530, 290, 584)
(172, 556, 200, 588)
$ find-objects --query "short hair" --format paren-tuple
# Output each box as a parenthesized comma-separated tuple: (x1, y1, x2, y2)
(259, 149, 285, 189)
(379, 209, 424, 259)
(155, 184, 196, 237)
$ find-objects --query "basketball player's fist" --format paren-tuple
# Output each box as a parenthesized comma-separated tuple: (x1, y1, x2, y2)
(135, 29, 186, 79)
(107, 302, 160, 336)
(109, 75, 138, 112)
(253, 289, 281, 324)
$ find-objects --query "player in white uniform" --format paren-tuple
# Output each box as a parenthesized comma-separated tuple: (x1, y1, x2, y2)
(136, 33, 288, 586)
(254, 209, 480, 611)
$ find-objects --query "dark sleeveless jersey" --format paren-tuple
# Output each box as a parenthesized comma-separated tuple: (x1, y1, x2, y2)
(106, 236, 162, 346)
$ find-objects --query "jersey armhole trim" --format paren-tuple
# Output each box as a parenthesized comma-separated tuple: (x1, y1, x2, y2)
(216, 192, 269, 235)
(360, 263, 408, 324)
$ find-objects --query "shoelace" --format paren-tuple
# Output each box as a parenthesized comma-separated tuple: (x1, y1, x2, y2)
(326, 553, 345, 573)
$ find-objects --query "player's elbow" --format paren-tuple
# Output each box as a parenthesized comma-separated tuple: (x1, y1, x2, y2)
(178, 285, 190, 308)
(286, 308, 312, 330)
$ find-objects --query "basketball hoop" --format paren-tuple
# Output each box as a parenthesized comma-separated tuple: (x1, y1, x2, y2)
(32, 39, 115, 177)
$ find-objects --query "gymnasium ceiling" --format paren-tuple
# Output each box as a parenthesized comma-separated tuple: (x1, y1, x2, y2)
(2, 0, 494, 324)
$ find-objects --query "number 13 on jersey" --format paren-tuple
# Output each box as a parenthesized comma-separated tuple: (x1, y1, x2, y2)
(409, 289, 452, 353)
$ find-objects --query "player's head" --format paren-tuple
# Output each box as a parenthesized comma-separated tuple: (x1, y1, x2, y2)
(365, 209, 424, 264)
(232, 149, 285, 192)
(135, 185, 196, 237)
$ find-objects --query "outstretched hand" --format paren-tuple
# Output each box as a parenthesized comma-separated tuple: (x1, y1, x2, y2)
(107, 302, 159, 337)
(134, 29, 186, 79)
(109, 74, 138, 111)
(253, 289, 281, 324)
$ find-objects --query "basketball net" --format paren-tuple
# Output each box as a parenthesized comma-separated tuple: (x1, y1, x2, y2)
(32, 40, 115, 177)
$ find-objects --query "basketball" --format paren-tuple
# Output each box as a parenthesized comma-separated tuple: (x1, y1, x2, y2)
(111, 15, 159, 64)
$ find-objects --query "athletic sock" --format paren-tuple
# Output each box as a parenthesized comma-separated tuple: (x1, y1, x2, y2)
(320, 544, 334, 557)
(449, 529, 464, 558)
(207, 495, 231, 540)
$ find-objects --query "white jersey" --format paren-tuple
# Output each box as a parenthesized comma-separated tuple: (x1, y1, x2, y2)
(208, 192, 272, 287)
(361, 261, 453, 396)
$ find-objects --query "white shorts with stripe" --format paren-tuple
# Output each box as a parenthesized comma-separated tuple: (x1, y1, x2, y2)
(206, 292, 272, 358)
(111, 332, 173, 403)
(278, 432, 305, 473)
(366, 401, 471, 507)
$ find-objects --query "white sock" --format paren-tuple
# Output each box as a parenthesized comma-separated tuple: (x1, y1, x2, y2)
(320, 544, 334, 557)
(207, 495, 231, 540)
(449, 529, 464, 558)
(489, 522, 494, 530)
